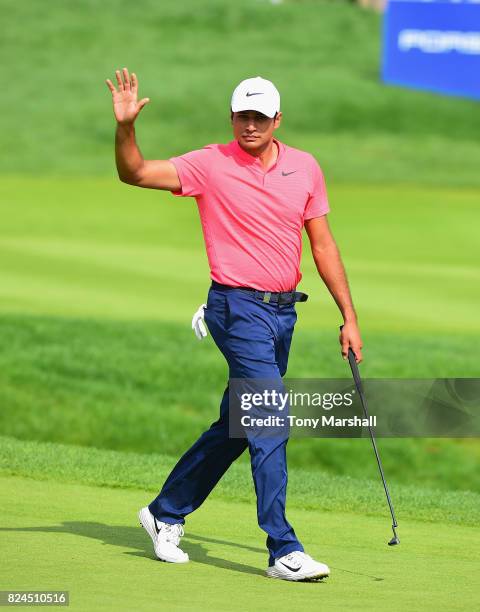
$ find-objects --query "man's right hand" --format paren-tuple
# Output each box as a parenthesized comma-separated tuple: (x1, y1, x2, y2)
(106, 67, 150, 125)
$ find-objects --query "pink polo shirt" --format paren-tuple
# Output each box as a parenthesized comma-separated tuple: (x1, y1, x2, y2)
(169, 138, 329, 292)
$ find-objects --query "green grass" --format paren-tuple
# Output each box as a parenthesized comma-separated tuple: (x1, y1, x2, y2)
(0, 177, 479, 491)
(0, 178, 478, 333)
(0, 314, 479, 492)
(2, 0, 480, 184)
(1, 436, 479, 526)
(0, 439, 479, 611)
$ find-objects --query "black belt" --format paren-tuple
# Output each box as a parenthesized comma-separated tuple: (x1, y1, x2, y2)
(211, 281, 308, 305)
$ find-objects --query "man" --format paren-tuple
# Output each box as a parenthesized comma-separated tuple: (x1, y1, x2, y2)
(106, 68, 363, 582)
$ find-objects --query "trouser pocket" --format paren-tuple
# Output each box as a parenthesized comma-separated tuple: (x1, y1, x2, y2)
(204, 289, 230, 354)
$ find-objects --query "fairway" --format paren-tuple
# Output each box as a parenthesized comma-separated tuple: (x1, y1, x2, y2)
(0, 177, 479, 490)
(1, 473, 478, 612)
(0, 177, 478, 334)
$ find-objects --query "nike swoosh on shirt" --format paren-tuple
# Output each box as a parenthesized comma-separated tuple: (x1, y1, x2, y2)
(282, 170, 297, 176)
(246, 92, 263, 97)
(280, 562, 301, 572)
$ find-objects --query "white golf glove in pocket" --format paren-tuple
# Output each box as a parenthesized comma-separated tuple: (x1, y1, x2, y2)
(192, 303, 208, 340)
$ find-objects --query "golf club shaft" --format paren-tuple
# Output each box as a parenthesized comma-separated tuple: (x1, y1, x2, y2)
(339, 325, 399, 536)
(347, 347, 398, 528)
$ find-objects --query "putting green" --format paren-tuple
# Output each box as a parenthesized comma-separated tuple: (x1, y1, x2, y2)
(1, 475, 478, 611)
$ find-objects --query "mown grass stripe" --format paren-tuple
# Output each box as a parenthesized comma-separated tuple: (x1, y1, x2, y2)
(1, 435, 478, 527)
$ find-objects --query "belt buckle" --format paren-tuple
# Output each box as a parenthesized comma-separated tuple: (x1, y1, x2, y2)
(262, 291, 271, 304)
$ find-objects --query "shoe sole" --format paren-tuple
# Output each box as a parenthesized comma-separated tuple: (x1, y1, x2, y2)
(138, 507, 189, 564)
(266, 567, 330, 582)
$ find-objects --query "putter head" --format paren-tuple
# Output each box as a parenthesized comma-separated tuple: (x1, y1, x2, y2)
(388, 526, 400, 545)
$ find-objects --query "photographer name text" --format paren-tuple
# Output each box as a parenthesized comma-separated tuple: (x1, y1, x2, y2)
(240, 415, 376, 428)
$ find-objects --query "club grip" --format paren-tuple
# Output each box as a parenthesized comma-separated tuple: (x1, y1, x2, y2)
(339, 324, 362, 390)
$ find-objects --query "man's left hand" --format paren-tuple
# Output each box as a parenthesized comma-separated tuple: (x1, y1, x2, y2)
(339, 321, 363, 363)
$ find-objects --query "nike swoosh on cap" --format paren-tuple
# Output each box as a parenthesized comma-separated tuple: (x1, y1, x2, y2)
(245, 92, 263, 97)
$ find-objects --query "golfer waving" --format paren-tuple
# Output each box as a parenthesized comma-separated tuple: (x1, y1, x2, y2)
(106, 68, 363, 582)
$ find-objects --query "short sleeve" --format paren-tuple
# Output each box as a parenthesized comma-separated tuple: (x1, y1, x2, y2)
(304, 157, 330, 220)
(169, 146, 214, 198)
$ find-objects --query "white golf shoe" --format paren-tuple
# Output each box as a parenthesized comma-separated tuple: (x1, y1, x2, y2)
(138, 506, 189, 563)
(266, 551, 330, 581)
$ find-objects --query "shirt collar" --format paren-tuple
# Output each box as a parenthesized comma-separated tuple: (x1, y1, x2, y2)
(230, 137, 285, 169)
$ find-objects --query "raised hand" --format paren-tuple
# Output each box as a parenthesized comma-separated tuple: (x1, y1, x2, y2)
(106, 67, 150, 125)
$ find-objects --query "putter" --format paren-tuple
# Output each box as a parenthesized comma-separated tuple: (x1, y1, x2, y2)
(340, 325, 400, 546)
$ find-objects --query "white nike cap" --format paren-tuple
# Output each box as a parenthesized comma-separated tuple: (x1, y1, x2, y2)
(231, 76, 280, 119)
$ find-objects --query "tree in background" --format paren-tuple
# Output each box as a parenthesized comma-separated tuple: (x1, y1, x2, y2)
(356, 0, 386, 12)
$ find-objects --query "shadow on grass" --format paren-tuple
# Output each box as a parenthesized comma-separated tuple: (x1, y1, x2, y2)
(0, 521, 382, 581)
(0, 522, 266, 577)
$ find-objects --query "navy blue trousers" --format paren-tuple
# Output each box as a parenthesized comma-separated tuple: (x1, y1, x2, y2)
(148, 284, 304, 564)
